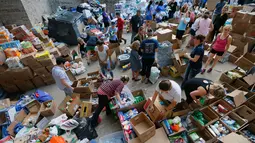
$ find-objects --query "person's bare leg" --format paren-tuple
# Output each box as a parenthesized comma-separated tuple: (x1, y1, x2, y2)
(134, 71, 140, 81)
(211, 55, 221, 69)
(87, 50, 91, 65)
(132, 70, 135, 79)
(201, 53, 215, 74)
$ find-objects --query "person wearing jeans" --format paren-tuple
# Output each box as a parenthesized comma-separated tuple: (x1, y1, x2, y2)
(182, 35, 205, 88)
(130, 10, 143, 43)
(140, 29, 159, 84)
(91, 76, 130, 127)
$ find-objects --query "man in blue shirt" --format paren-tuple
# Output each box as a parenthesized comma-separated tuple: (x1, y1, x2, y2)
(212, 0, 226, 22)
(140, 29, 159, 84)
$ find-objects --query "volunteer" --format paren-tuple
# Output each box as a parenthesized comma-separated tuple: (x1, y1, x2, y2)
(183, 78, 225, 106)
(116, 13, 127, 44)
(146, 1, 153, 21)
(86, 35, 98, 65)
(102, 8, 111, 33)
(130, 10, 143, 43)
(140, 29, 159, 84)
(195, 11, 214, 37)
(201, 25, 232, 74)
(149, 80, 182, 111)
(182, 35, 205, 86)
(168, 0, 177, 19)
(176, 11, 190, 47)
(95, 40, 113, 79)
(212, 0, 226, 22)
(91, 76, 130, 127)
(77, 37, 86, 58)
(108, 21, 118, 44)
(211, 6, 228, 41)
(133, 27, 145, 43)
(52, 57, 73, 96)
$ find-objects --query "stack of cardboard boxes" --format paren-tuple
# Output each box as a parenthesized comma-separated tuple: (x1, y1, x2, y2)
(229, 10, 255, 66)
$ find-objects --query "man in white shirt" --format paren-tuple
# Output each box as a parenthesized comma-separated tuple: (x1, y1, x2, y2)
(52, 57, 73, 96)
(150, 80, 182, 110)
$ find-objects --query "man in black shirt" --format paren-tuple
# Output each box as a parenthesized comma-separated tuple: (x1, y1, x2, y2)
(168, 0, 177, 19)
(130, 10, 144, 43)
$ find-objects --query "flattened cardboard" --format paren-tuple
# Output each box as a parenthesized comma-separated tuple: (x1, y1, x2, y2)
(227, 89, 247, 107)
(243, 74, 255, 86)
(220, 132, 250, 143)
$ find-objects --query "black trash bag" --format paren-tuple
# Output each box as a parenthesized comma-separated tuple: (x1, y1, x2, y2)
(73, 117, 98, 140)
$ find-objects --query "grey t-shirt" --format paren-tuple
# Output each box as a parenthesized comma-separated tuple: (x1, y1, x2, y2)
(52, 66, 72, 90)
(156, 80, 182, 103)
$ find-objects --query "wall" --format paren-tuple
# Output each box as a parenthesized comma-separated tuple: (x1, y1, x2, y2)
(0, 0, 32, 27)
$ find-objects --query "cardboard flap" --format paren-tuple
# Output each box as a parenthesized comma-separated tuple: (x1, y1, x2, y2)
(158, 29, 172, 34)
(243, 43, 249, 55)
(228, 45, 237, 53)
(243, 74, 255, 85)
(228, 90, 247, 107)
(220, 132, 250, 143)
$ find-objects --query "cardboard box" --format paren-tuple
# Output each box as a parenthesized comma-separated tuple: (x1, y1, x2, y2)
(79, 101, 92, 118)
(0, 83, 20, 93)
(188, 129, 216, 143)
(10, 67, 34, 80)
(7, 109, 27, 136)
(14, 80, 35, 92)
(0, 98, 10, 110)
(232, 78, 250, 89)
(239, 121, 255, 143)
(171, 102, 190, 117)
(232, 22, 250, 35)
(33, 67, 49, 76)
(173, 53, 188, 74)
(46, 65, 54, 72)
(219, 69, 245, 84)
(235, 55, 255, 71)
(66, 70, 76, 82)
(72, 79, 94, 93)
(128, 127, 170, 143)
(32, 76, 45, 88)
(224, 89, 247, 108)
(219, 132, 250, 143)
(130, 112, 156, 142)
(145, 96, 171, 122)
(87, 70, 100, 80)
(40, 100, 56, 117)
(191, 107, 219, 129)
(58, 94, 81, 116)
(209, 99, 234, 117)
(221, 112, 248, 132)
(245, 96, 255, 112)
(157, 29, 172, 42)
(118, 90, 147, 112)
(19, 52, 37, 65)
(233, 105, 255, 122)
(23, 100, 41, 126)
(38, 55, 56, 66)
(222, 82, 236, 93)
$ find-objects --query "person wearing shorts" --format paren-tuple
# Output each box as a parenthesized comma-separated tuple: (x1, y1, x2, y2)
(201, 25, 232, 74)
(176, 11, 190, 47)
(86, 35, 98, 65)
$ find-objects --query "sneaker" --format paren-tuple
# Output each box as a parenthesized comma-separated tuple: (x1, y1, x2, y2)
(134, 78, 141, 82)
(201, 69, 206, 74)
(207, 68, 212, 73)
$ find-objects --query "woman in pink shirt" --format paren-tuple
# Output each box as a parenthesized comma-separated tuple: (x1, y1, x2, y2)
(196, 11, 214, 37)
(201, 25, 232, 74)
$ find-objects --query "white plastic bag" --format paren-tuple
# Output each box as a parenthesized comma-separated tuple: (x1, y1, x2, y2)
(149, 67, 160, 84)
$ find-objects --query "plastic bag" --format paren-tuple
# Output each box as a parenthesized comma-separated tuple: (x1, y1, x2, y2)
(33, 89, 53, 103)
(49, 114, 68, 126)
(149, 67, 160, 84)
(50, 136, 66, 143)
(4, 48, 21, 58)
(73, 117, 98, 140)
(116, 85, 135, 108)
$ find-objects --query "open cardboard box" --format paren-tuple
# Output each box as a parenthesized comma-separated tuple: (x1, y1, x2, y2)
(219, 132, 250, 143)
(207, 120, 232, 139)
(233, 105, 255, 122)
(130, 112, 156, 143)
(245, 96, 255, 112)
(118, 89, 147, 112)
(58, 93, 81, 116)
(87, 70, 100, 80)
(171, 102, 190, 117)
(219, 69, 245, 84)
(188, 128, 216, 143)
(222, 83, 236, 93)
(128, 127, 170, 143)
(40, 100, 56, 117)
(173, 52, 188, 74)
(191, 107, 219, 129)
(144, 96, 171, 122)
(209, 99, 234, 117)
(72, 78, 94, 93)
(221, 112, 248, 132)
(224, 89, 248, 108)
(79, 101, 92, 118)
(235, 55, 255, 71)
(22, 100, 42, 126)
(239, 121, 255, 143)
(7, 109, 28, 136)
(157, 28, 172, 42)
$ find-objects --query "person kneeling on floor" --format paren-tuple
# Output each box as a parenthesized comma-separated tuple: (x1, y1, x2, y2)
(91, 75, 130, 127)
(149, 80, 182, 111)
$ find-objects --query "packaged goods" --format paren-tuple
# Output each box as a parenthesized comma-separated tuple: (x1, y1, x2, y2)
(5, 57, 23, 69)
(35, 50, 50, 60)
(4, 48, 21, 58)
(21, 41, 36, 54)
(207, 121, 231, 138)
